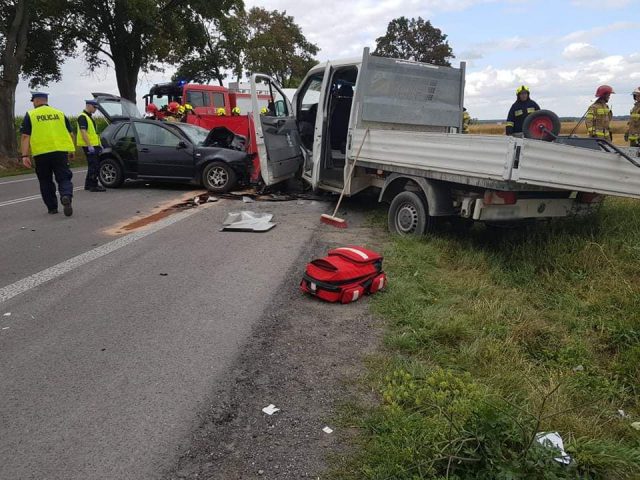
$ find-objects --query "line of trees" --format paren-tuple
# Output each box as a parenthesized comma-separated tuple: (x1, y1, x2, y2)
(1, 1, 453, 160)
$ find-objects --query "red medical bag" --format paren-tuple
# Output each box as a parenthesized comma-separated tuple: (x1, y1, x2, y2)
(300, 246, 387, 303)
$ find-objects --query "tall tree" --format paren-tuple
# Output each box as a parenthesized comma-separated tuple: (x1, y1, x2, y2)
(243, 8, 318, 87)
(65, 0, 243, 101)
(171, 11, 246, 86)
(374, 16, 453, 66)
(0, 0, 73, 158)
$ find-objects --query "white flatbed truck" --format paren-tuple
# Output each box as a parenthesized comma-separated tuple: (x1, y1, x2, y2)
(250, 49, 640, 234)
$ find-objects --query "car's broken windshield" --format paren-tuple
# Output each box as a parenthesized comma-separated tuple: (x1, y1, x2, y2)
(176, 123, 209, 146)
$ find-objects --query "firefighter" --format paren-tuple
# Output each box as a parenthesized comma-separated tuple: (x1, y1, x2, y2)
(77, 100, 105, 192)
(231, 106, 241, 116)
(165, 101, 180, 122)
(624, 87, 640, 147)
(20, 92, 76, 216)
(145, 103, 159, 119)
(505, 85, 540, 135)
(462, 108, 471, 134)
(586, 85, 614, 140)
(216, 107, 226, 116)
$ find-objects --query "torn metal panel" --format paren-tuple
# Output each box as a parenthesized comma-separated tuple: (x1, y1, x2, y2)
(221, 211, 276, 232)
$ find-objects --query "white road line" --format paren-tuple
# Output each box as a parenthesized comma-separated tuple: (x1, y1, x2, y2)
(0, 186, 85, 208)
(0, 207, 202, 304)
(0, 169, 87, 186)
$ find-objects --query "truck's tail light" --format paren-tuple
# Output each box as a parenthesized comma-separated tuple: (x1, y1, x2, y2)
(577, 192, 604, 203)
(484, 190, 517, 205)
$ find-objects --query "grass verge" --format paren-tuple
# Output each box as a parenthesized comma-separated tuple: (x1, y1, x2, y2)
(333, 198, 640, 479)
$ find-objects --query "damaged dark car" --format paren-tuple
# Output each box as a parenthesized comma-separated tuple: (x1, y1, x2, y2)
(94, 94, 250, 193)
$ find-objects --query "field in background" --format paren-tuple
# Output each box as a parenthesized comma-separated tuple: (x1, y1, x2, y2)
(470, 120, 629, 146)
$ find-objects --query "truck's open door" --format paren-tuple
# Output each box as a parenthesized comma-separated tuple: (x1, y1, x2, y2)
(250, 74, 303, 186)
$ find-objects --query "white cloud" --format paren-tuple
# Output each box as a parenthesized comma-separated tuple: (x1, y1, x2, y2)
(571, 0, 632, 7)
(562, 21, 640, 43)
(562, 42, 603, 61)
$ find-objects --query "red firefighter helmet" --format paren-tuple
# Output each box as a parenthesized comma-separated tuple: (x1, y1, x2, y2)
(595, 85, 614, 98)
(146, 103, 158, 113)
(168, 101, 180, 113)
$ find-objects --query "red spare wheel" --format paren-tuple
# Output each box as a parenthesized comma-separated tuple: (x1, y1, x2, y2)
(522, 109, 561, 142)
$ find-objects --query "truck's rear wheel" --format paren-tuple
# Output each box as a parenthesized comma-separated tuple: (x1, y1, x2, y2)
(388, 191, 431, 236)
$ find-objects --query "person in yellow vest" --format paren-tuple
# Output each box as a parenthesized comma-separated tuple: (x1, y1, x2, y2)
(77, 100, 105, 192)
(20, 92, 76, 216)
(624, 86, 640, 147)
(585, 85, 614, 141)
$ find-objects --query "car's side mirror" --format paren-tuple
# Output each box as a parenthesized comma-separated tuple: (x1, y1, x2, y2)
(177, 141, 188, 149)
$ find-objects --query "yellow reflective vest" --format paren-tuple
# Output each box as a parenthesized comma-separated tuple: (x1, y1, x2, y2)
(76, 111, 100, 147)
(585, 99, 612, 139)
(626, 102, 640, 146)
(27, 105, 75, 156)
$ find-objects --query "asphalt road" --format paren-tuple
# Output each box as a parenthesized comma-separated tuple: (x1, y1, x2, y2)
(0, 171, 325, 479)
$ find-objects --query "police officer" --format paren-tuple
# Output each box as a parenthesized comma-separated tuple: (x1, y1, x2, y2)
(505, 85, 540, 135)
(77, 99, 105, 192)
(624, 87, 640, 147)
(586, 85, 614, 141)
(20, 92, 76, 216)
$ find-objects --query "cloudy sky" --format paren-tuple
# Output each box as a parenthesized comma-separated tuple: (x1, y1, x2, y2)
(14, 0, 640, 119)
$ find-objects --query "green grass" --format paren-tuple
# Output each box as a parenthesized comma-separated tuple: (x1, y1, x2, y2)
(333, 198, 640, 479)
(0, 116, 108, 177)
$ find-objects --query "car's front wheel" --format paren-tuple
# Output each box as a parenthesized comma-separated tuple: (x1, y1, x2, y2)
(99, 158, 124, 188)
(202, 161, 237, 193)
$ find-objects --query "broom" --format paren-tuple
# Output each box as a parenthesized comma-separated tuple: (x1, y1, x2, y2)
(320, 128, 370, 228)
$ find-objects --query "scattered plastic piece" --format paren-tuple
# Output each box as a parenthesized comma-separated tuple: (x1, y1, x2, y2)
(159, 273, 168, 276)
(2, 327, 9, 330)
(618, 409, 628, 418)
(193, 196, 201, 205)
(631, 422, 640, 430)
(222, 211, 276, 232)
(262, 404, 280, 415)
(536, 432, 571, 465)
(3, 312, 10, 317)
(322, 426, 333, 434)
(242, 196, 255, 203)
(207, 196, 218, 203)
(573, 365, 584, 372)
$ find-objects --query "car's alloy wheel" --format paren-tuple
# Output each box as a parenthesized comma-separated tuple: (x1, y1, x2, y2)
(207, 165, 228, 188)
(101, 163, 117, 184)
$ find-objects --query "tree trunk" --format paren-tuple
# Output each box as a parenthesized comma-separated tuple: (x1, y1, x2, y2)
(0, 0, 31, 159)
(113, 55, 139, 102)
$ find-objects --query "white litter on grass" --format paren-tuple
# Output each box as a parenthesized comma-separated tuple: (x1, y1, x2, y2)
(618, 409, 628, 418)
(3, 312, 10, 316)
(631, 422, 640, 431)
(322, 426, 333, 434)
(536, 432, 572, 465)
(262, 404, 280, 415)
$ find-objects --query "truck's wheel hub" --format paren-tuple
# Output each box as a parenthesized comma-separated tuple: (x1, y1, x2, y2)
(397, 203, 418, 233)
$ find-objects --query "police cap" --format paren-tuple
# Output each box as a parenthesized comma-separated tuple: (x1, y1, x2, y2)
(30, 91, 49, 101)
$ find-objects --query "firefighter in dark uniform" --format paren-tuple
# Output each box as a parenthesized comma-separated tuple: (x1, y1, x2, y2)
(505, 85, 540, 135)
(77, 99, 106, 192)
(20, 92, 76, 216)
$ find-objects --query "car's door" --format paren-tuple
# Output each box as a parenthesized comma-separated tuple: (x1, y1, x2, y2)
(110, 123, 138, 173)
(250, 74, 303, 186)
(131, 121, 195, 178)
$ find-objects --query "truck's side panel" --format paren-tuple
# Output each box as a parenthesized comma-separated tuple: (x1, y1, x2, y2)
(350, 128, 516, 182)
(515, 140, 640, 199)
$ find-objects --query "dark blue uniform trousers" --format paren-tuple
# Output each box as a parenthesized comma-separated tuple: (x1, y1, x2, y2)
(34, 152, 74, 211)
(83, 146, 102, 189)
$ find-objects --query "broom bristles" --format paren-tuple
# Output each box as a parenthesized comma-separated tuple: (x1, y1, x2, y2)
(320, 213, 348, 228)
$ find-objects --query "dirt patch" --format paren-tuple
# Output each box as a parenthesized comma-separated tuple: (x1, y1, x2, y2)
(163, 200, 386, 479)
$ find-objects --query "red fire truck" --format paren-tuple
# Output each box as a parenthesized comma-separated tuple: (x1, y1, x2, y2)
(143, 81, 274, 182)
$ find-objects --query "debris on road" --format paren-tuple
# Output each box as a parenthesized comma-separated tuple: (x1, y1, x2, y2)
(262, 404, 280, 415)
(159, 273, 168, 276)
(535, 432, 572, 465)
(207, 196, 218, 203)
(222, 211, 276, 232)
(2, 327, 9, 330)
(322, 426, 333, 434)
(3, 312, 10, 317)
(242, 196, 255, 203)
